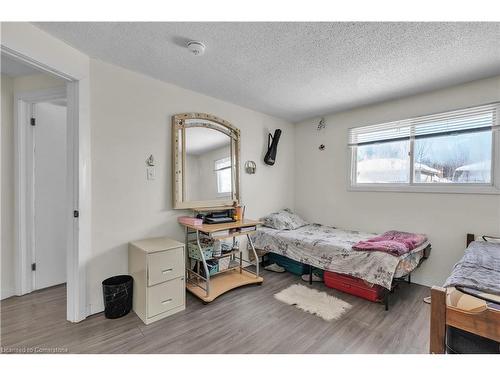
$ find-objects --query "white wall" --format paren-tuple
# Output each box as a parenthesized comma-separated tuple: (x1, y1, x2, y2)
(197, 144, 231, 201)
(0, 73, 65, 299)
(294, 75, 500, 288)
(186, 144, 231, 201)
(89, 59, 295, 314)
(1, 74, 15, 299)
(185, 153, 200, 201)
(12, 73, 65, 93)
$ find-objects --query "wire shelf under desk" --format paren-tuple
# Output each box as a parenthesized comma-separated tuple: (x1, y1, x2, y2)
(181, 218, 264, 303)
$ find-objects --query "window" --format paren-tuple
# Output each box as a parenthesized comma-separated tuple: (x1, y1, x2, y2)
(356, 140, 410, 184)
(215, 157, 232, 194)
(349, 103, 500, 193)
(414, 131, 491, 184)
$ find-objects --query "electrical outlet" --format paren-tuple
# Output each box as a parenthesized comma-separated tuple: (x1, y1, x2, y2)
(146, 166, 156, 180)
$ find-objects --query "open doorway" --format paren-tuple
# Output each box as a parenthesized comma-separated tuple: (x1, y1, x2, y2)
(1, 52, 72, 317)
(2, 23, 91, 323)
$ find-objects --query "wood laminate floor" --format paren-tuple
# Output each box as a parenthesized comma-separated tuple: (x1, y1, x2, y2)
(1, 269, 431, 354)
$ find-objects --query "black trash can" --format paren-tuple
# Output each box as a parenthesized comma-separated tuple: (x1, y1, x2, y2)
(102, 275, 133, 319)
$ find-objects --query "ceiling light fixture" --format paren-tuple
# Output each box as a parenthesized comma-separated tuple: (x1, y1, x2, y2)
(187, 41, 206, 56)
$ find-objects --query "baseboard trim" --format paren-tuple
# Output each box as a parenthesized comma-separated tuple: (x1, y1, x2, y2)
(1, 288, 15, 301)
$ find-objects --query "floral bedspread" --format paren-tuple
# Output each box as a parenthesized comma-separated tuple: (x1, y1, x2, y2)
(251, 224, 429, 289)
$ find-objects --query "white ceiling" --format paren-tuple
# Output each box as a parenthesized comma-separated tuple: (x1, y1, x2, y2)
(1, 53, 41, 77)
(34, 22, 500, 122)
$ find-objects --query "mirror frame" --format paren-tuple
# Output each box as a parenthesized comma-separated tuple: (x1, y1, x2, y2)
(172, 113, 241, 209)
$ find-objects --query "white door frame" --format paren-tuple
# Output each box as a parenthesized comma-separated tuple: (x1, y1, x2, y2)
(14, 87, 68, 295)
(1, 33, 90, 322)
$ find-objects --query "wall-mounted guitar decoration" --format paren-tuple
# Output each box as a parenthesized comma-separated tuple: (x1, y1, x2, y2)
(264, 129, 282, 166)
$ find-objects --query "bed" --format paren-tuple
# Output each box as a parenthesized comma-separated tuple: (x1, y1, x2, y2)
(430, 234, 500, 353)
(251, 223, 431, 308)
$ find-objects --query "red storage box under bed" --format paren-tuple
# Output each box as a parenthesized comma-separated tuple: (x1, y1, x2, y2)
(324, 271, 385, 302)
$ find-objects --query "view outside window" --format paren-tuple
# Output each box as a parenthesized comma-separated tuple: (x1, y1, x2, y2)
(413, 131, 492, 184)
(356, 140, 410, 183)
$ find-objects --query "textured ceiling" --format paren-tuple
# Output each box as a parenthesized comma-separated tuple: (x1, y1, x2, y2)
(34, 22, 500, 122)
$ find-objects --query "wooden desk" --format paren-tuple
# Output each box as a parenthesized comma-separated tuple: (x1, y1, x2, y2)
(182, 219, 262, 233)
(180, 219, 264, 303)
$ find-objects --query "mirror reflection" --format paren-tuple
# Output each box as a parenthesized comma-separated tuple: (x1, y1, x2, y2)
(184, 125, 232, 201)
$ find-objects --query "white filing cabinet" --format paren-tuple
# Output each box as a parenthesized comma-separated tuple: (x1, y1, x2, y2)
(129, 237, 185, 324)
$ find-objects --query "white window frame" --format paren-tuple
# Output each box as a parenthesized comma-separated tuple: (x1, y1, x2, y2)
(215, 157, 232, 195)
(348, 104, 500, 195)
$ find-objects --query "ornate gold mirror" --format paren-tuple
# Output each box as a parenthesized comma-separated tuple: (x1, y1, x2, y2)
(172, 113, 240, 209)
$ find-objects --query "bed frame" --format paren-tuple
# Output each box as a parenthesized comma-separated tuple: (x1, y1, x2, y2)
(263, 244, 431, 311)
(429, 233, 500, 353)
(381, 244, 431, 310)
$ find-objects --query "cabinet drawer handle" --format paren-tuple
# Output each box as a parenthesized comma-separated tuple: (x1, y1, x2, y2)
(161, 299, 173, 305)
(161, 268, 173, 274)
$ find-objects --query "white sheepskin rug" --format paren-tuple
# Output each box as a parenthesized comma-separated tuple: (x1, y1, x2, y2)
(274, 284, 352, 321)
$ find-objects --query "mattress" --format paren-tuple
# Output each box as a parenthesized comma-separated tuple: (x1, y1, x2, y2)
(444, 240, 500, 295)
(251, 224, 429, 289)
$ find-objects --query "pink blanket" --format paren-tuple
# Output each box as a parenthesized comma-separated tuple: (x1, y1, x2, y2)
(353, 230, 427, 256)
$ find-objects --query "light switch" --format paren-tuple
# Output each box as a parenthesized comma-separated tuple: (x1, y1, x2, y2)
(146, 167, 156, 180)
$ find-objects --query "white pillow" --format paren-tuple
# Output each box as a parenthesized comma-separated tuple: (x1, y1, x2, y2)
(262, 208, 308, 230)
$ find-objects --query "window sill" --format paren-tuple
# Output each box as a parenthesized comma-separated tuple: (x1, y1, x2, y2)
(348, 183, 500, 195)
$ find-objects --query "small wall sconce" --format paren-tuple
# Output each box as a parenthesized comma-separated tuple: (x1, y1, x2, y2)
(317, 118, 326, 131)
(146, 155, 155, 166)
(319, 144, 326, 151)
(245, 161, 256, 174)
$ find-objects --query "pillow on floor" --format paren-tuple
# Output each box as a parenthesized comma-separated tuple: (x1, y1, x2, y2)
(262, 208, 308, 230)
